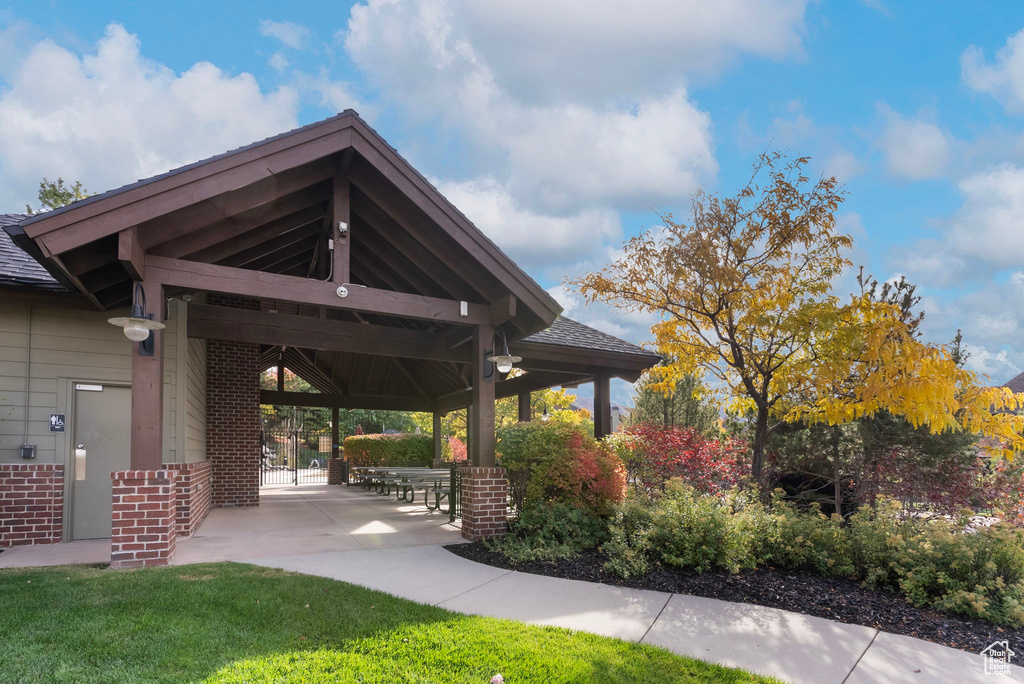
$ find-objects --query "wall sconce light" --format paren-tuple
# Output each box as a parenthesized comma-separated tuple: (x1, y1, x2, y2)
(486, 330, 522, 375)
(107, 282, 165, 355)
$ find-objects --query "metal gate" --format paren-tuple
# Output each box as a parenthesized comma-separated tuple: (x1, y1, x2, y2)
(260, 407, 331, 485)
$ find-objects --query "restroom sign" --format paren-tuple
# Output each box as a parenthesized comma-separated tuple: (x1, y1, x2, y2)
(49, 414, 66, 432)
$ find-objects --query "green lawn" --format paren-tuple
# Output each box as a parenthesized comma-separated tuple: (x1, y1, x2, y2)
(0, 562, 778, 684)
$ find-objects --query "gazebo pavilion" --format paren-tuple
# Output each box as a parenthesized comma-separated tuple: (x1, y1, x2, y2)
(2, 111, 659, 566)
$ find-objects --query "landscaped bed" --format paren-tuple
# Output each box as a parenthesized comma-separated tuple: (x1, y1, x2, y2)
(0, 562, 778, 684)
(447, 542, 1024, 658)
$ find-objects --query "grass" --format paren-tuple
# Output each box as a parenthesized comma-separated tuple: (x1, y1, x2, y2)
(0, 562, 779, 684)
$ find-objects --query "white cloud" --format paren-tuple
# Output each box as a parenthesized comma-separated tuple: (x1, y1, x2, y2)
(948, 164, 1024, 268)
(963, 344, 1020, 383)
(259, 19, 311, 51)
(962, 28, 1024, 113)
(343, 0, 721, 213)
(452, 0, 811, 104)
(268, 52, 289, 72)
(877, 107, 951, 179)
(547, 283, 660, 349)
(0, 24, 298, 210)
(436, 177, 621, 269)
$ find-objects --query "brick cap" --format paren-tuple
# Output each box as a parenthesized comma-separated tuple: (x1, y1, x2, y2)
(110, 470, 177, 481)
(459, 467, 507, 476)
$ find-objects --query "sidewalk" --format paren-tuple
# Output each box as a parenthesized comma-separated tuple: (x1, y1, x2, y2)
(246, 544, 1022, 684)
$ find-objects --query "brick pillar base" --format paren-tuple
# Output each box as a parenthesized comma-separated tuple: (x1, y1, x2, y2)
(327, 458, 346, 485)
(460, 467, 508, 541)
(0, 464, 64, 547)
(110, 470, 176, 569)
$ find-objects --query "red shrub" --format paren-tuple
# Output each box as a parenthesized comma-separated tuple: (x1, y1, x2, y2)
(619, 424, 749, 496)
(448, 436, 468, 462)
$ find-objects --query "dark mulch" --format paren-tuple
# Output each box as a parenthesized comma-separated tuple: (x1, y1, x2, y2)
(446, 542, 1024, 656)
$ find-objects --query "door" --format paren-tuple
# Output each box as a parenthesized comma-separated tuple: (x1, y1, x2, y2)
(71, 384, 131, 540)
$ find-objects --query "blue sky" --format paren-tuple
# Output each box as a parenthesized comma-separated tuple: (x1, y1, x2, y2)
(3, 1, 1024, 405)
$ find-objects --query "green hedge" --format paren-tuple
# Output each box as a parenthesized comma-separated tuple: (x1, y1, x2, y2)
(343, 434, 434, 467)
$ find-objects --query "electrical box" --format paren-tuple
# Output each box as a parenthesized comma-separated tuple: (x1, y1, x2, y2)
(20, 444, 36, 459)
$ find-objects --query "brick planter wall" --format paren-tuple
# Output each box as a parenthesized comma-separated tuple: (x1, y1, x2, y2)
(327, 458, 346, 485)
(460, 466, 508, 541)
(164, 461, 212, 537)
(207, 336, 260, 509)
(110, 469, 176, 568)
(0, 463, 64, 547)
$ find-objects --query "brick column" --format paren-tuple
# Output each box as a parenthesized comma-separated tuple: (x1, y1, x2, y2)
(164, 461, 212, 537)
(327, 458, 346, 485)
(207, 337, 260, 508)
(0, 464, 64, 547)
(460, 466, 508, 541)
(110, 469, 176, 568)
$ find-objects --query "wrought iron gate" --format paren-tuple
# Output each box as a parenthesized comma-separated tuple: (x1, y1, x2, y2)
(260, 407, 331, 485)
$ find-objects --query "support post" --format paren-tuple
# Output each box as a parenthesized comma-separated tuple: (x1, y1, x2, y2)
(331, 407, 340, 459)
(469, 325, 496, 466)
(518, 392, 531, 422)
(332, 176, 350, 284)
(130, 280, 164, 470)
(594, 373, 612, 440)
(433, 411, 443, 464)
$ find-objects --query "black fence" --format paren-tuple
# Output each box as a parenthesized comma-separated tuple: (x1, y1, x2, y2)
(260, 406, 337, 485)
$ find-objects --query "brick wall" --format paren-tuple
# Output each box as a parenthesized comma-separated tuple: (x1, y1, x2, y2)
(110, 469, 176, 568)
(460, 466, 508, 541)
(206, 332, 260, 508)
(0, 463, 64, 547)
(164, 461, 212, 536)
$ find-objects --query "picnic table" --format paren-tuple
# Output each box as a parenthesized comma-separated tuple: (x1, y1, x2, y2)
(350, 466, 455, 512)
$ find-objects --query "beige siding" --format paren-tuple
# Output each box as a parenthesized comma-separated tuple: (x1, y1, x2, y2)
(184, 336, 207, 462)
(0, 298, 191, 465)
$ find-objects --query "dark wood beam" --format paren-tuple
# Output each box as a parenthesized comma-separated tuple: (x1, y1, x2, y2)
(433, 411, 443, 463)
(437, 370, 592, 413)
(148, 181, 329, 258)
(490, 294, 516, 325)
(332, 175, 350, 284)
(594, 373, 612, 439)
(145, 255, 490, 325)
(190, 204, 326, 264)
(131, 280, 164, 469)
(187, 304, 470, 363)
(117, 227, 144, 281)
(518, 392, 531, 422)
(259, 389, 432, 412)
(220, 222, 322, 269)
(351, 195, 475, 300)
(469, 325, 496, 467)
(28, 124, 353, 255)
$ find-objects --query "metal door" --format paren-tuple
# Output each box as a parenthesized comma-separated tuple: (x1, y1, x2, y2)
(70, 384, 131, 540)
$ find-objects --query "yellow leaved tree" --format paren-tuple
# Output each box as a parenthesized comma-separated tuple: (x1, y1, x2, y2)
(573, 152, 1024, 491)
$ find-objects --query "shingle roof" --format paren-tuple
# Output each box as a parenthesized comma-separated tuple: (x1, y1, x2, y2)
(522, 316, 658, 358)
(1003, 371, 1024, 394)
(0, 214, 63, 290)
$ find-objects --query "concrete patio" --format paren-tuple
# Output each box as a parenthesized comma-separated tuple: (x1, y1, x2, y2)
(0, 482, 464, 568)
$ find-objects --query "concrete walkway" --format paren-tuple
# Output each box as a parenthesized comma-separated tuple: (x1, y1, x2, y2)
(0, 483, 463, 568)
(246, 545, 1023, 684)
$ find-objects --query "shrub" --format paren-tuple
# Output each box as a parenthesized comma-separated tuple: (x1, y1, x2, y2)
(487, 501, 609, 564)
(497, 421, 626, 516)
(617, 424, 748, 496)
(763, 495, 854, 578)
(849, 499, 1024, 626)
(447, 436, 468, 463)
(343, 433, 433, 467)
(602, 497, 657, 579)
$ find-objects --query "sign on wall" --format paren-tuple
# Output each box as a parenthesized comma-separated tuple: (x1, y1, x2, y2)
(49, 414, 66, 432)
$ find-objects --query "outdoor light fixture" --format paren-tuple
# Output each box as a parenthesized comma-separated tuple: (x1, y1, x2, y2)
(486, 330, 522, 374)
(541, 406, 551, 422)
(107, 283, 165, 355)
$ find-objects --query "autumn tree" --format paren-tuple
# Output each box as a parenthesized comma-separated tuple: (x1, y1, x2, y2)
(25, 178, 89, 214)
(574, 152, 1024, 491)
